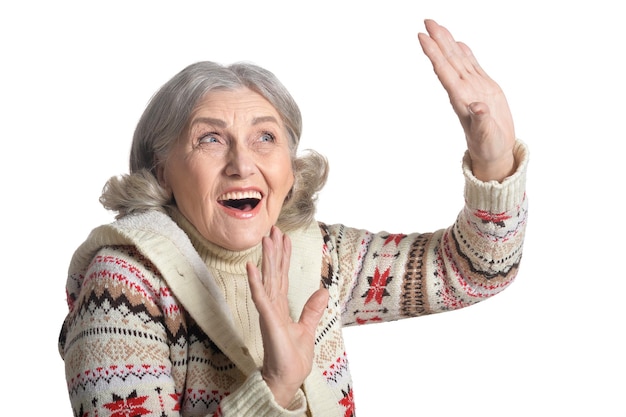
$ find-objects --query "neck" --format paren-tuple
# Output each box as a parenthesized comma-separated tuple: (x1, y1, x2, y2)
(167, 206, 263, 273)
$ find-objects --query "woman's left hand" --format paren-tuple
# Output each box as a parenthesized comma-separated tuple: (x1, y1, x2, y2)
(418, 19, 516, 182)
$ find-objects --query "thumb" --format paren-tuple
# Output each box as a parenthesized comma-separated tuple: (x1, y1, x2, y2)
(467, 101, 497, 143)
(298, 288, 329, 332)
(468, 101, 490, 119)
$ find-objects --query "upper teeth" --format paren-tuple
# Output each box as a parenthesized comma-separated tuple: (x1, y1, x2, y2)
(219, 191, 262, 201)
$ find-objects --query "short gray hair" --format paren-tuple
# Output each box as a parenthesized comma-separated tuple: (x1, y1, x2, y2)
(100, 61, 328, 232)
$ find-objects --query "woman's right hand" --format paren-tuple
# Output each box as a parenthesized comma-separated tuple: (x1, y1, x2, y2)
(247, 226, 329, 408)
(418, 19, 517, 182)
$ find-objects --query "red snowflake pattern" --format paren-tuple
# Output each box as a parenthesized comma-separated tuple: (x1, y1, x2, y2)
(363, 267, 392, 304)
(103, 391, 151, 417)
(339, 386, 355, 417)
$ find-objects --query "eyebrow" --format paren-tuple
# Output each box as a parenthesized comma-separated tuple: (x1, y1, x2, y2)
(251, 116, 280, 125)
(191, 116, 280, 127)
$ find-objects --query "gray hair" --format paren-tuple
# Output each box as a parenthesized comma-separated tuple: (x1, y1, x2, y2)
(100, 61, 328, 232)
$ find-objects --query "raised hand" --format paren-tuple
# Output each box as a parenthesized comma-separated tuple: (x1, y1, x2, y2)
(418, 19, 517, 182)
(247, 226, 329, 407)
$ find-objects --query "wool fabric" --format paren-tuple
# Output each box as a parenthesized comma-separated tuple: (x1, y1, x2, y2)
(59, 141, 529, 416)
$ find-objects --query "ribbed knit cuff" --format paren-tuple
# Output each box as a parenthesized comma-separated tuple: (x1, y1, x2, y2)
(220, 370, 307, 417)
(462, 140, 529, 212)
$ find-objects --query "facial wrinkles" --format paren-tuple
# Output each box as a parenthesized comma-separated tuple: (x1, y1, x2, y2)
(167, 147, 213, 220)
(163, 88, 294, 250)
(200, 96, 276, 130)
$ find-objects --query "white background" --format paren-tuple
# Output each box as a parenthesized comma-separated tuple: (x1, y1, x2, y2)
(2, 1, 624, 415)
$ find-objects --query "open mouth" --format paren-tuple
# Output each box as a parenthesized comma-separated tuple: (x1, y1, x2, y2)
(218, 191, 262, 212)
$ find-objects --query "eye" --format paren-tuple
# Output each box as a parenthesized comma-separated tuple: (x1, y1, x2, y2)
(198, 133, 220, 144)
(259, 132, 275, 143)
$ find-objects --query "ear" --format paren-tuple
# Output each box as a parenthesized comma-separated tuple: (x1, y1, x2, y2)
(155, 158, 171, 192)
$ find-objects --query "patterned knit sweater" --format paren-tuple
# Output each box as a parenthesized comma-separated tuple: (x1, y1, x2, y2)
(59, 141, 528, 417)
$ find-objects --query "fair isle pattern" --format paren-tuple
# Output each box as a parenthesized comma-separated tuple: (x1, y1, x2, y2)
(324, 225, 371, 321)
(313, 225, 355, 416)
(322, 352, 350, 387)
(400, 232, 434, 316)
(322, 352, 355, 417)
(326, 193, 527, 328)
(67, 365, 172, 398)
(61, 246, 183, 416)
(61, 201, 526, 417)
(183, 388, 229, 413)
(60, 139, 528, 416)
(60, 245, 243, 417)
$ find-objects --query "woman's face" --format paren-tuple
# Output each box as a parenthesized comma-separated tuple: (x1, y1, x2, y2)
(160, 88, 294, 251)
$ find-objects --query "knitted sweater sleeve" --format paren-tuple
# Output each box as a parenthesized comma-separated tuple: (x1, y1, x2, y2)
(324, 141, 528, 326)
(58, 245, 187, 416)
(59, 245, 307, 417)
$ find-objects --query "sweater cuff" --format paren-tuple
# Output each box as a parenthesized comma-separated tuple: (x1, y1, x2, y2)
(462, 139, 529, 212)
(220, 370, 307, 417)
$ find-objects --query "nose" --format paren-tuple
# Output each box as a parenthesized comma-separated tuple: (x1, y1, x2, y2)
(224, 144, 256, 178)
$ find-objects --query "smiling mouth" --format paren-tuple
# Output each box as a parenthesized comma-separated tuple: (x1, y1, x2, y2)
(218, 191, 262, 212)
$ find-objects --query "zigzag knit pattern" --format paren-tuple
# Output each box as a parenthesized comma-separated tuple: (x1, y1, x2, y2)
(59, 193, 526, 417)
(59, 142, 529, 416)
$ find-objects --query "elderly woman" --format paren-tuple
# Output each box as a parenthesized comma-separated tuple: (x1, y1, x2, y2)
(59, 20, 528, 416)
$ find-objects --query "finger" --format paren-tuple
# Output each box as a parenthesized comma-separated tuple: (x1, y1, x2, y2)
(271, 226, 289, 293)
(418, 30, 463, 97)
(298, 288, 329, 334)
(262, 226, 292, 300)
(422, 19, 471, 76)
(280, 233, 292, 294)
(248, 261, 271, 313)
(261, 234, 277, 299)
(457, 41, 490, 79)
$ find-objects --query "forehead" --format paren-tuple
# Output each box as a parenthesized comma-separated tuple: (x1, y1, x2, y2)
(191, 88, 281, 123)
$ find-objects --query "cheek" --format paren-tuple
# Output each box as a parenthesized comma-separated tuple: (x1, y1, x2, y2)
(265, 151, 294, 193)
(165, 158, 208, 202)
